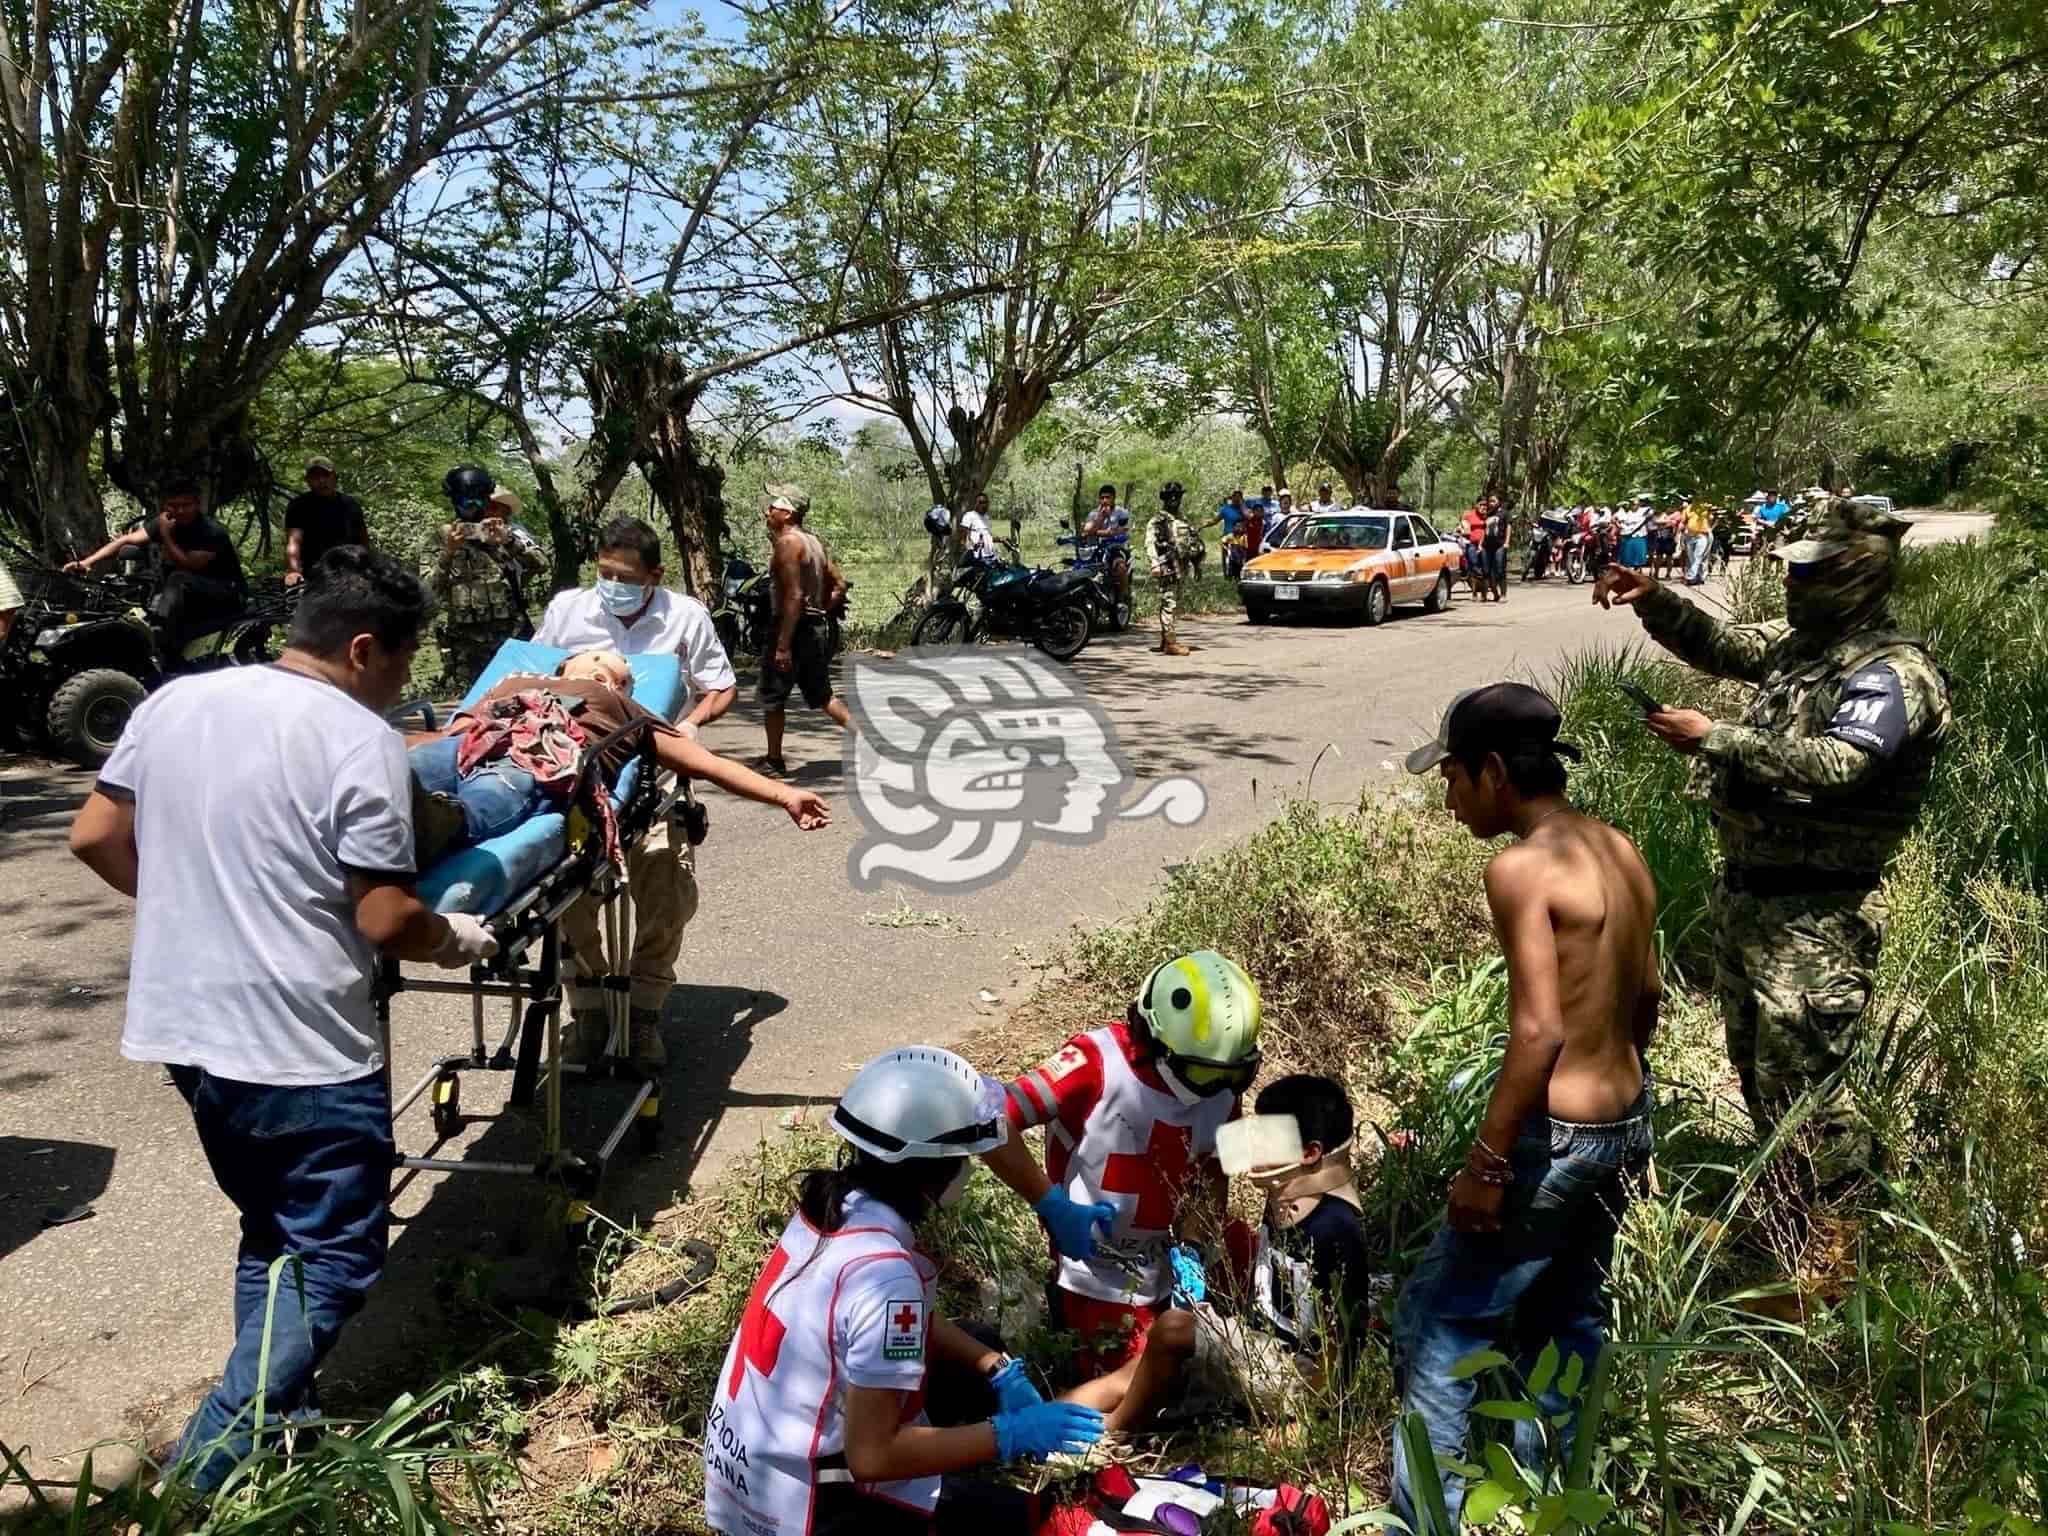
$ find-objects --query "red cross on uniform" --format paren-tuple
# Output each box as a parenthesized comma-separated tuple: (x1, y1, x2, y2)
(727, 1245, 791, 1398)
(893, 1304, 919, 1334)
(1100, 1119, 1194, 1230)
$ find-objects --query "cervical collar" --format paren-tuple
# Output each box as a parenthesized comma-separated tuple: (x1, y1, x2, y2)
(1259, 1142, 1362, 1230)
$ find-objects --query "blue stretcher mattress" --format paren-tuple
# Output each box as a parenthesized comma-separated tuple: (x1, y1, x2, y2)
(415, 640, 684, 915)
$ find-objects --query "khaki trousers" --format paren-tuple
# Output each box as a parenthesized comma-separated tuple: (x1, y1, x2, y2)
(559, 817, 699, 1012)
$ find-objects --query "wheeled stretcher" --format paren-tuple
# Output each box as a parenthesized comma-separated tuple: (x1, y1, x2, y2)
(377, 639, 696, 1245)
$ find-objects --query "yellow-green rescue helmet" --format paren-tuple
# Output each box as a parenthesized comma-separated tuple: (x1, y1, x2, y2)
(1133, 950, 1263, 1098)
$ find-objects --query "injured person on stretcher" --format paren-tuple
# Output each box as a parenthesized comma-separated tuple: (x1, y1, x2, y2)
(405, 647, 828, 866)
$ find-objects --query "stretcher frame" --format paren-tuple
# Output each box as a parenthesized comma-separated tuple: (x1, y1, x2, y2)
(377, 712, 685, 1229)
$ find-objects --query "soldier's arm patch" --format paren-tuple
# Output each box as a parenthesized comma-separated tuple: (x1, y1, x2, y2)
(1826, 665, 1909, 759)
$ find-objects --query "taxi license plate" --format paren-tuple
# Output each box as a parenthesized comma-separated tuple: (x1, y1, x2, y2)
(1275, 584, 1300, 600)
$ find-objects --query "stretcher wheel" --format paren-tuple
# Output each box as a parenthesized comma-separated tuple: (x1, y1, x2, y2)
(431, 1071, 462, 1139)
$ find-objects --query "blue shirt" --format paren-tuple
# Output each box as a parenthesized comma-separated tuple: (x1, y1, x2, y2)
(1218, 502, 1243, 533)
(1759, 499, 1789, 525)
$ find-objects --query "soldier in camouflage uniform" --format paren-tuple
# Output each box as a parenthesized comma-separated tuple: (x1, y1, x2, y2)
(424, 466, 549, 696)
(1593, 497, 1949, 1186)
(1147, 480, 1195, 656)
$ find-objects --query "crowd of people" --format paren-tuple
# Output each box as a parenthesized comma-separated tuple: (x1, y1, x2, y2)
(32, 448, 1947, 1532)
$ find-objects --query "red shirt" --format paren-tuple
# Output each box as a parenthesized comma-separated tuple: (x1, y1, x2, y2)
(1462, 510, 1485, 543)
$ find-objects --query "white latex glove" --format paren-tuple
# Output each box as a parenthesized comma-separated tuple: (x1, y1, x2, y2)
(434, 912, 499, 968)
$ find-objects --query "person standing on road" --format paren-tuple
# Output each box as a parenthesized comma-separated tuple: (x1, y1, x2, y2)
(1593, 498, 1950, 1191)
(66, 548, 496, 1496)
(1310, 483, 1341, 517)
(1683, 497, 1716, 585)
(759, 484, 854, 774)
(534, 516, 737, 1074)
(424, 465, 547, 696)
(1396, 683, 1660, 1529)
(1218, 489, 1248, 579)
(283, 458, 369, 586)
(1481, 499, 1511, 603)
(1147, 481, 1195, 657)
(1459, 504, 1486, 600)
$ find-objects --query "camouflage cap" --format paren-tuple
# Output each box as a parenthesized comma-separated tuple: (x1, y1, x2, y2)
(1774, 496, 1911, 566)
(765, 482, 811, 516)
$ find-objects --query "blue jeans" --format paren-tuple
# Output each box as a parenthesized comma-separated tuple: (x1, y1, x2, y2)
(1685, 532, 1712, 583)
(1391, 1089, 1653, 1528)
(168, 1067, 394, 1493)
(408, 735, 546, 846)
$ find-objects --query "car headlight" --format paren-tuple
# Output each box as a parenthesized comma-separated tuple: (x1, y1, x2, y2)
(1241, 568, 1270, 583)
(34, 627, 63, 649)
(1313, 569, 1346, 583)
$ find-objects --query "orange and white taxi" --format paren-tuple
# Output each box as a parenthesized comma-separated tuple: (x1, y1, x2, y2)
(1239, 509, 1462, 625)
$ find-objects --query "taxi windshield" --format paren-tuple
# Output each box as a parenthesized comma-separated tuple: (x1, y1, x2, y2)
(1282, 515, 1389, 552)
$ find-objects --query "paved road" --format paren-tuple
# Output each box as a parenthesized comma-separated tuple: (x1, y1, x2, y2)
(0, 511, 1989, 1475)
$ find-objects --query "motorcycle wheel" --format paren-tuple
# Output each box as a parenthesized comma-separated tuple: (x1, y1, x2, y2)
(1034, 602, 1092, 662)
(713, 610, 742, 658)
(47, 667, 147, 768)
(1565, 547, 1587, 584)
(911, 602, 977, 647)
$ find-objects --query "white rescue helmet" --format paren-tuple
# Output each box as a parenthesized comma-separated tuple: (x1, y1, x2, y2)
(831, 1046, 1010, 1162)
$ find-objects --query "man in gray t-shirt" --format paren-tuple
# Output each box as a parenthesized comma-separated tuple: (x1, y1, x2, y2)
(70, 546, 495, 1493)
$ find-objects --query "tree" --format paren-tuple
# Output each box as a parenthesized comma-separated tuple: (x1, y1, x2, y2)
(0, 0, 666, 557)
(791, 0, 1247, 515)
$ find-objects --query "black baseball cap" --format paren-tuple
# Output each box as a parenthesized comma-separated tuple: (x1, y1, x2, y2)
(1406, 683, 1582, 774)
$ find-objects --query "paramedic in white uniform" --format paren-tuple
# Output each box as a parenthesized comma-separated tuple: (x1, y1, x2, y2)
(532, 515, 736, 1074)
(704, 1047, 1105, 1536)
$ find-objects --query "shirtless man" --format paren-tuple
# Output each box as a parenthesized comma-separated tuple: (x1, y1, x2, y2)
(759, 484, 852, 774)
(1394, 682, 1661, 1528)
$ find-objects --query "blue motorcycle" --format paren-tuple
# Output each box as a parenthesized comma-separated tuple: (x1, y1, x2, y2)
(1056, 532, 1133, 633)
(910, 543, 1094, 661)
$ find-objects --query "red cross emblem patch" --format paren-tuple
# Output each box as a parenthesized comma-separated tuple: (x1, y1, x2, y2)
(883, 1298, 926, 1361)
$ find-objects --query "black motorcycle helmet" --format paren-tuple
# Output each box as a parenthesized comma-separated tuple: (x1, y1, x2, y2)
(443, 464, 496, 515)
(1159, 480, 1185, 509)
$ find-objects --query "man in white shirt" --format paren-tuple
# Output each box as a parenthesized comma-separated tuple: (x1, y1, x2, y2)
(958, 491, 999, 560)
(1310, 483, 1342, 517)
(67, 547, 494, 1495)
(534, 516, 738, 1073)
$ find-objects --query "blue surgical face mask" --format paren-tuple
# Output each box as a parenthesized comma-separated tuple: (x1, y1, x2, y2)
(596, 576, 649, 615)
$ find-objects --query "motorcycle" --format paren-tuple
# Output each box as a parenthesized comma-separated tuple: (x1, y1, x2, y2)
(710, 555, 848, 659)
(910, 543, 1094, 661)
(1521, 513, 1575, 582)
(12, 564, 296, 766)
(1564, 526, 1594, 585)
(709, 556, 772, 658)
(1056, 532, 1132, 633)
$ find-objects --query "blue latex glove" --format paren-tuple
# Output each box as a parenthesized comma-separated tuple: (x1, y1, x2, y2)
(989, 1357, 1043, 1414)
(1033, 1187, 1118, 1261)
(1168, 1242, 1208, 1306)
(993, 1401, 1106, 1464)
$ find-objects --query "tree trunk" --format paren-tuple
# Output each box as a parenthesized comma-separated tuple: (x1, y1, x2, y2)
(15, 411, 109, 562)
(644, 426, 726, 599)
